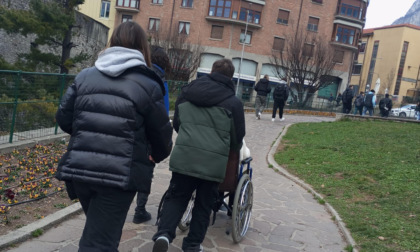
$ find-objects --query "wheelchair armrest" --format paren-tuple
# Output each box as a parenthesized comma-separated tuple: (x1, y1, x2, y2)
(241, 157, 253, 165)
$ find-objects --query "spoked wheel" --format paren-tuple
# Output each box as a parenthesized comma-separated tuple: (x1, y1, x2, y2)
(178, 191, 195, 231)
(231, 174, 253, 243)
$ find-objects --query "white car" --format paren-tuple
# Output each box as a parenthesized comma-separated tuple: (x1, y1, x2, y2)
(390, 104, 417, 118)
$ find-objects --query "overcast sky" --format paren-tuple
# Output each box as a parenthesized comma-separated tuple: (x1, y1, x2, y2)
(365, 0, 416, 29)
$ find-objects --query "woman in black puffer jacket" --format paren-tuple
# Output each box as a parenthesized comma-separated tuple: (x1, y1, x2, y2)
(55, 22, 173, 252)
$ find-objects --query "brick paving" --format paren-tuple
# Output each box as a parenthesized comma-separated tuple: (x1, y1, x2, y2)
(4, 113, 351, 252)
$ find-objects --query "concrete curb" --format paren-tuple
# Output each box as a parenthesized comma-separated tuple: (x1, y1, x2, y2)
(267, 123, 359, 252)
(0, 133, 70, 154)
(0, 202, 82, 250)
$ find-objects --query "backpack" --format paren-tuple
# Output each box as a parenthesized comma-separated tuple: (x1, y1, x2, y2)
(354, 95, 364, 107)
(273, 84, 288, 101)
(364, 93, 374, 108)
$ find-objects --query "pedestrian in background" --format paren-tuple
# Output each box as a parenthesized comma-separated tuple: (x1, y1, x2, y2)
(379, 93, 393, 118)
(336, 92, 342, 107)
(353, 92, 364, 115)
(152, 59, 245, 252)
(341, 85, 354, 114)
(254, 74, 271, 120)
(55, 22, 173, 252)
(132, 46, 172, 225)
(415, 101, 420, 120)
(362, 89, 376, 116)
(272, 80, 289, 121)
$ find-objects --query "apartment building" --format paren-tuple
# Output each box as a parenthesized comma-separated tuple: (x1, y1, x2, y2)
(78, 0, 368, 101)
(351, 24, 420, 103)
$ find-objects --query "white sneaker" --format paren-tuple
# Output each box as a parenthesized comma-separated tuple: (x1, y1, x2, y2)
(153, 236, 169, 252)
(280, 118, 285, 121)
(272, 118, 275, 122)
(258, 112, 261, 120)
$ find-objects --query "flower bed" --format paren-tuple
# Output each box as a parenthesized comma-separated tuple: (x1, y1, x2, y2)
(0, 143, 74, 235)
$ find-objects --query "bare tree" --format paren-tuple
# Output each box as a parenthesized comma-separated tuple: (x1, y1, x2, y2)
(270, 29, 338, 107)
(384, 68, 395, 94)
(149, 27, 204, 81)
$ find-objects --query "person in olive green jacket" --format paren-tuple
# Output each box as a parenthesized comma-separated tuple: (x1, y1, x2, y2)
(152, 59, 246, 252)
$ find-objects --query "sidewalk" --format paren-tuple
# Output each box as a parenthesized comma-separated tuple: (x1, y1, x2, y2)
(1, 113, 354, 252)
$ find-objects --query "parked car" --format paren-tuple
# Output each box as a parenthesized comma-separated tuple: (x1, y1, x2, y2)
(390, 104, 417, 118)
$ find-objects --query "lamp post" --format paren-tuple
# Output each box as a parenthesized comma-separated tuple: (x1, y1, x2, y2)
(236, 10, 250, 96)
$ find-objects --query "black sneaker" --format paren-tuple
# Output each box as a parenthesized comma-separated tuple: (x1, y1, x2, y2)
(153, 236, 169, 252)
(133, 210, 151, 224)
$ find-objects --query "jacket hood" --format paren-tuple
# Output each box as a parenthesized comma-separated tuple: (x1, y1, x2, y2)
(95, 46, 147, 77)
(259, 78, 269, 84)
(182, 72, 235, 107)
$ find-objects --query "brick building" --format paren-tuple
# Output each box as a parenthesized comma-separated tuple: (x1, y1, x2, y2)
(78, 0, 369, 101)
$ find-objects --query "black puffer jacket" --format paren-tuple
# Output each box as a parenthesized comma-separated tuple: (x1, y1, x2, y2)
(254, 78, 271, 96)
(55, 47, 173, 192)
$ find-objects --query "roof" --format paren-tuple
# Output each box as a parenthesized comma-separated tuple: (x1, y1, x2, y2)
(363, 23, 420, 35)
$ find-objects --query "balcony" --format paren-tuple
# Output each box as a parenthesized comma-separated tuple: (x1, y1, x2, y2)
(242, 0, 265, 6)
(206, 16, 262, 29)
(115, 0, 140, 13)
(335, 3, 366, 26)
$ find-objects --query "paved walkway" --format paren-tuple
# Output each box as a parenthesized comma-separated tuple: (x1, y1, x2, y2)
(2, 113, 353, 252)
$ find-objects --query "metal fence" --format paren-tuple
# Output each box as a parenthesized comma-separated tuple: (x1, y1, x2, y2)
(1, 70, 416, 145)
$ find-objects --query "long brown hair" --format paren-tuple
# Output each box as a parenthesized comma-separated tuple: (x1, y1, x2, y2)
(109, 22, 152, 67)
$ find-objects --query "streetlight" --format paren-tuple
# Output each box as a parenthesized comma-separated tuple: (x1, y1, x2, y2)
(235, 10, 250, 96)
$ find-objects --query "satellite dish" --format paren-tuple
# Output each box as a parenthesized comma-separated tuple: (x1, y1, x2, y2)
(374, 78, 380, 93)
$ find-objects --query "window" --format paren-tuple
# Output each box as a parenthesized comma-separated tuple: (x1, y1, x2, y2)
(359, 42, 366, 53)
(333, 50, 344, 63)
(340, 3, 361, 19)
(307, 17, 319, 32)
(181, 0, 193, 7)
(352, 64, 362, 75)
(312, 0, 322, 3)
(209, 0, 231, 18)
(335, 25, 356, 45)
(394, 41, 409, 95)
(277, 9, 289, 25)
(152, 0, 163, 4)
(148, 18, 160, 32)
(117, 0, 139, 8)
(211, 25, 224, 39)
(240, 30, 252, 44)
(122, 15, 132, 23)
(272, 37, 285, 51)
(303, 43, 314, 57)
(239, 8, 261, 24)
(100, 1, 110, 18)
(179, 22, 190, 35)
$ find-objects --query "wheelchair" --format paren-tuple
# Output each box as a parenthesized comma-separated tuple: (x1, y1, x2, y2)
(157, 151, 253, 243)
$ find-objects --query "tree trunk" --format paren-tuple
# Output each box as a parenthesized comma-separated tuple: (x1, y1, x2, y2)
(60, 27, 72, 74)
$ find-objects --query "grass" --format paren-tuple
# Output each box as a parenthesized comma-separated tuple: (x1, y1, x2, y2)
(274, 120, 420, 252)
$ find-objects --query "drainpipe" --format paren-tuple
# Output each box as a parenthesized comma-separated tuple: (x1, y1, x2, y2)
(296, 0, 304, 32)
(169, 0, 176, 38)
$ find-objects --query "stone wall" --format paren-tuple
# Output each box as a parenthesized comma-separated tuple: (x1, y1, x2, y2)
(0, 0, 109, 74)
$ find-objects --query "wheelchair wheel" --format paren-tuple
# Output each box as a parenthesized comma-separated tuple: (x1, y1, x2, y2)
(231, 173, 253, 243)
(178, 191, 195, 231)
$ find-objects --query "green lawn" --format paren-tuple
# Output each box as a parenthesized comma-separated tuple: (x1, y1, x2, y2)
(274, 119, 420, 252)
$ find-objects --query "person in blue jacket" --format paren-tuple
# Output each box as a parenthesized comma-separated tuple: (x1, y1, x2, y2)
(132, 46, 172, 224)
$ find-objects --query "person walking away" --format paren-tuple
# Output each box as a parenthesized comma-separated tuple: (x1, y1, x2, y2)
(132, 46, 172, 224)
(415, 101, 420, 120)
(152, 59, 246, 252)
(336, 92, 342, 107)
(342, 85, 354, 114)
(55, 22, 173, 252)
(353, 92, 364, 115)
(272, 80, 289, 121)
(379, 94, 393, 118)
(362, 89, 376, 116)
(254, 74, 271, 119)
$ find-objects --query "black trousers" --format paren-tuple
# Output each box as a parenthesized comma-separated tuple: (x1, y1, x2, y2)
(153, 172, 219, 251)
(72, 181, 136, 252)
(272, 100, 285, 119)
(342, 102, 352, 114)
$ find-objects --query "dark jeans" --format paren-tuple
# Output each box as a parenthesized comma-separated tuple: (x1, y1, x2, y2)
(342, 102, 352, 114)
(354, 106, 363, 115)
(72, 181, 136, 252)
(380, 108, 389, 117)
(272, 100, 285, 119)
(153, 172, 219, 251)
(135, 192, 149, 212)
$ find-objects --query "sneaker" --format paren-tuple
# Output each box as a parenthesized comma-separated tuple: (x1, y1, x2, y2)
(183, 244, 204, 252)
(271, 118, 275, 122)
(280, 117, 285, 121)
(153, 236, 169, 252)
(133, 209, 151, 224)
(258, 112, 261, 120)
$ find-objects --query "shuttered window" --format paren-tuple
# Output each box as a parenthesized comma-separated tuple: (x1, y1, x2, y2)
(277, 9, 289, 25)
(272, 37, 285, 51)
(307, 17, 319, 32)
(210, 25, 224, 39)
